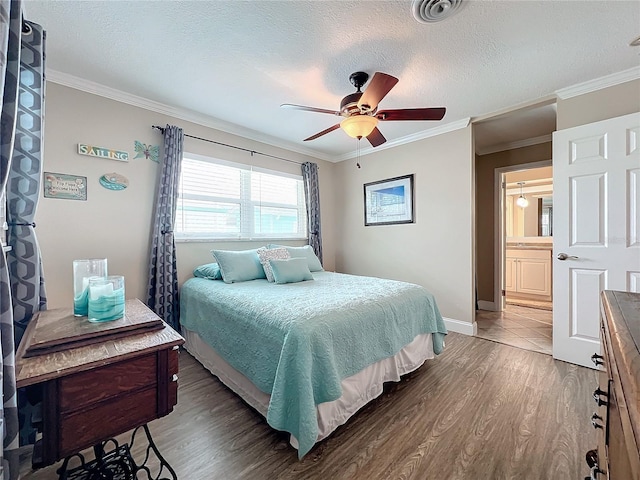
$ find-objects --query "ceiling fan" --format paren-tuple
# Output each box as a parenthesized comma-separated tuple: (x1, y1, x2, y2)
(281, 71, 446, 148)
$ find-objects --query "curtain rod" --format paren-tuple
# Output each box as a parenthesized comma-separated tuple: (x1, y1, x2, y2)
(151, 125, 304, 166)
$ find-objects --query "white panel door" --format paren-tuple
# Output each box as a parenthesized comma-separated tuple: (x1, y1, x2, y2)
(553, 112, 640, 368)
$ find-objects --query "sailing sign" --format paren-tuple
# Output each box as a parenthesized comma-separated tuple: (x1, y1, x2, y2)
(78, 144, 129, 162)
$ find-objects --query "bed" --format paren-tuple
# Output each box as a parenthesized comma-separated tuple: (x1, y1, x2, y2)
(179, 269, 447, 458)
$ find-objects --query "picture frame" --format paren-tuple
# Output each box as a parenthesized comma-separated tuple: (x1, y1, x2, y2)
(43, 172, 87, 201)
(364, 174, 414, 226)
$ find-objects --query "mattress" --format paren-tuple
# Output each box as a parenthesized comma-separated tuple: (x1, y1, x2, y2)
(182, 327, 435, 449)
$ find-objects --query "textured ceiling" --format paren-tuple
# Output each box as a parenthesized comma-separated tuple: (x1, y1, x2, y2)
(24, 0, 640, 161)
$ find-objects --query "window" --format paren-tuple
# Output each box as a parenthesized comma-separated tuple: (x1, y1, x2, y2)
(175, 154, 307, 241)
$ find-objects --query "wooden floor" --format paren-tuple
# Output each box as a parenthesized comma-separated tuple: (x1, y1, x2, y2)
(21, 332, 597, 480)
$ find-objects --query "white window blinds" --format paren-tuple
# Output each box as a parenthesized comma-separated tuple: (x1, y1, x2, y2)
(175, 154, 307, 241)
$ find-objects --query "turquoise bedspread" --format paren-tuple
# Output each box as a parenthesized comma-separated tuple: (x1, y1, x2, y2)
(180, 271, 447, 458)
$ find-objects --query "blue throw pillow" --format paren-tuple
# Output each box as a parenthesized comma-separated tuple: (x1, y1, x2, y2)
(193, 263, 222, 280)
(211, 249, 267, 284)
(267, 244, 323, 272)
(269, 257, 314, 284)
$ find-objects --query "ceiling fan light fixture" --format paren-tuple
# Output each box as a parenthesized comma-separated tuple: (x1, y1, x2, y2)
(341, 115, 378, 139)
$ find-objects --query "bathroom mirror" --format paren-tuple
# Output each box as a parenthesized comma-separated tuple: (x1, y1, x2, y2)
(506, 190, 553, 238)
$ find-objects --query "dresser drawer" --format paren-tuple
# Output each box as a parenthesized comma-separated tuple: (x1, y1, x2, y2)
(59, 353, 157, 413)
(59, 386, 157, 458)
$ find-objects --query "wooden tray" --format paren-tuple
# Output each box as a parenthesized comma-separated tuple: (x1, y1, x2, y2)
(22, 299, 164, 357)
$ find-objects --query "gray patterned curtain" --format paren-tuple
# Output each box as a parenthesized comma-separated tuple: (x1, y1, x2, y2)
(301, 162, 323, 264)
(147, 125, 183, 330)
(7, 19, 46, 348)
(0, 1, 23, 478)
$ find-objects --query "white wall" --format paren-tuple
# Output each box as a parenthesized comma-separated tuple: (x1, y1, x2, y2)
(37, 82, 335, 309)
(333, 127, 476, 332)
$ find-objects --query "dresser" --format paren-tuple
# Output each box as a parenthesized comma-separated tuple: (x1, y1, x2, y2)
(16, 299, 184, 470)
(589, 291, 640, 479)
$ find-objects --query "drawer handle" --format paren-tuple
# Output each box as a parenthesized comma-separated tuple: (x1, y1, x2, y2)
(585, 449, 598, 468)
(590, 353, 604, 366)
(172, 345, 180, 351)
(592, 388, 608, 407)
(585, 465, 603, 480)
(590, 413, 603, 429)
(172, 374, 178, 382)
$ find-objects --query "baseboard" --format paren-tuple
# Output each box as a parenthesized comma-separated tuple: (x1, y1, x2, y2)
(443, 317, 477, 336)
(477, 300, 496, 311)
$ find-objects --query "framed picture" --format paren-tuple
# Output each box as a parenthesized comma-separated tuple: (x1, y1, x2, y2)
(43, 172, 87, 201)
(364, 174, 414, 226)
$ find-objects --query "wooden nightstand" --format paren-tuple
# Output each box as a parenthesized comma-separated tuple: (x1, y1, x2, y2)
(16, 299, 184, 477)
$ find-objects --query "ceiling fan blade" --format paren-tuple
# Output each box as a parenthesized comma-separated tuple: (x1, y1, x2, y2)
(377, 107, 446, 121)
(304, 124, 341, 141)
(357, 72, 399, 111)
(366, 127, 387, 148)
(281, 104, 341, 116)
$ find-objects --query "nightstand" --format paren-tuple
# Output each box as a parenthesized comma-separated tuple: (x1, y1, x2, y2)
(16, 298, 184, 478)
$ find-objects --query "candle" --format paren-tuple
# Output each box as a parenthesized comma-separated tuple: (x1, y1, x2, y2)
(88, 276, 125, 322)
(73, 259, 107, 316)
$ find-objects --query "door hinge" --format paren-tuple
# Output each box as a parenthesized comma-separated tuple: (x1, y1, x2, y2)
(502, 289, 506, 296)
(502, 182, 506, 189)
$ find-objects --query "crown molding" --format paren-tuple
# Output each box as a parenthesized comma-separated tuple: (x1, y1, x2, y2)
(45, 69, 334, 163)
(555, 66, 640, 100)
(334, 118, 471, 162)
(55, 65, 636, 163)
(472, 96, 556, 124)
(476, 134, 552, 156)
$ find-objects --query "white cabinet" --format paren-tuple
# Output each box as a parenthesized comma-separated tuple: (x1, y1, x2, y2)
(505, 248, 552, 300)
(505, 257, 517, 292)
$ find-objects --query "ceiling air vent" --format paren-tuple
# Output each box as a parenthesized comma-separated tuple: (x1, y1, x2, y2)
(411, 0, 464, 24)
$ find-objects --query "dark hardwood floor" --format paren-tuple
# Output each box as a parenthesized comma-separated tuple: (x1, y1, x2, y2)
(21, 332, 597, 479)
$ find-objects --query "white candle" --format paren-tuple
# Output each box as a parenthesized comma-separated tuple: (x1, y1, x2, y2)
(89, 283, 113, 300)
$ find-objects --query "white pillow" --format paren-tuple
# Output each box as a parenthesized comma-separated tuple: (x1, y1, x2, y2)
(257, 247, 290, 282)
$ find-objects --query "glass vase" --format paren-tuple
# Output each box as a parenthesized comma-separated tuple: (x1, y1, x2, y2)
(88, 275, 125, 322)
(73, 259, 107, 316)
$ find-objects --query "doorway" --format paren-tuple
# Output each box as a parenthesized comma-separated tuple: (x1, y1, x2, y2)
(473, 100, 557, 355)
(475, 162, 553, 355)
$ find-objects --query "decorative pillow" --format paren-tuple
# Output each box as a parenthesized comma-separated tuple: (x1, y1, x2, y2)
(267, 244, 323, 272)
(257, 247, 290, 282)
(269, 257, 314, 284)
(193, 262, 222, 280)
(211, 249, 267, 284)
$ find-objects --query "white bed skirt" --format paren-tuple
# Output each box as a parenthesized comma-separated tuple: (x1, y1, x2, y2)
(183, 328, 435, 450)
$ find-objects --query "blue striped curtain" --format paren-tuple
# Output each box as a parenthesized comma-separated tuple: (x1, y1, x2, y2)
(147, 125, 183, 330)
(301, 162, 323, 264)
